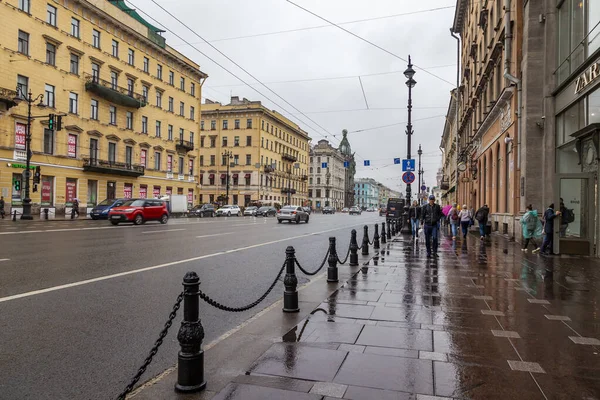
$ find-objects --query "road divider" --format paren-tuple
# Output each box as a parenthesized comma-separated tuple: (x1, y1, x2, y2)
(195, 233, 233, 239)
(142, 229, 186, 234)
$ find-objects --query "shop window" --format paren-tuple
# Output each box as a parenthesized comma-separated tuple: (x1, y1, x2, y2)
(41, 176, 54, 206)
(88, 180, 97, 206)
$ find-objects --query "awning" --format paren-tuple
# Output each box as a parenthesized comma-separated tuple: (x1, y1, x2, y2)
(209, 174, 214, 179)
(232, 173, 238, 178)
(244, 173, 251, 178)
(220, 174, 226, 179)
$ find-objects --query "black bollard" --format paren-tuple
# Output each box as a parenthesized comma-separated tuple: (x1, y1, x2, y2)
(349, 229, 359, 266)
(283, 246, 299, 313)
(386, 220, 392, 240)
(327, 237, 338, 283)
(13, 210, 16, 221)
(44, 208, 49, 220)
(373, 223, 380, 250)
(381, 222, 387, 244)
(175, 272, 207, 393)
(361, 225, 369, 256)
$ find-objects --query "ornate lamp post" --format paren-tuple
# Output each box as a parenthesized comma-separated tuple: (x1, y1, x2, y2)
(222, 150, 233, 204)
(13, 87, 46, 220)
(404, 56, 416, 205)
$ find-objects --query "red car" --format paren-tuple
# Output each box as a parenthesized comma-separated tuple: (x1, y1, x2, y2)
(108, 199, 169, 225)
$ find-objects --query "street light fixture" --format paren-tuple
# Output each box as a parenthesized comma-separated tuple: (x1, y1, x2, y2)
(222, 150, 233, 204)
(14, 86, 45, 220)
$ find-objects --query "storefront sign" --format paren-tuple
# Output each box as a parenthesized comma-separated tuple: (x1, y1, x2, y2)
(8, 163, 36, 169)
(65, 179, 77, 204)
(575, 61, 600, 94)
(41, 178, 53, 205)
(139, 185, 147, 199)
(124, 184, 132, 199)
(15, 123, 26, 150)
(67, 134, 77, 158)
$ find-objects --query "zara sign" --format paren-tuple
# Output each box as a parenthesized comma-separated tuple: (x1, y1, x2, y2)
(574, 61, 600, 94)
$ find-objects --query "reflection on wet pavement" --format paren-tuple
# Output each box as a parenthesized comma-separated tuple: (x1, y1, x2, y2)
(213, 232, 600, 399)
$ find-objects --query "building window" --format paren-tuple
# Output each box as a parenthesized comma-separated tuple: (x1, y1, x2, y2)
(168, 97, 174, 112)
(246, 119, 252, 129)
(16, 74, 28, 99)
(179, 128, 185, 141)
(234, 136, 240, 146)
(112, 39, 119, 58)
(190, 83, 195, 96)
(109, 106, 117, 125)
(157, 64, 163, 80)
(45, 43, 56, 65)
(46, 4, 57, 26)
(199, 155, 204, 166)
(246, 154, 251, 165)
(234, 119, 240, 129)
(110, 71, 118, 90)
(143, 56, 149, 73)
(189, 159, 194, 175)
(92, 29, 100, 48)
(180, 102, 185, 116)
(108, 143, 116, 163)
(128, 49, 135, 66)
(90, 99, 98, 120)
(44, 84, 55, 108)
(190, 106, 195, 120)
(126, 146, 132, 167)
(156, 121, 161, 137)
(167, 154, 173, 172)
(168, 125, 173, 140)
(154, 152, 161, 170)
(200, 136, 205, 147)
(69, 92, 78, 114)
(178, 157, 184, 174)
(222, 137, 228, 147)
(211, 120, 216, 130)
(142, 86, 148, 103)
(210, 137, 216, 148)
(126, 111, 133, 130)
(70, 17, 80, 38)
(70, 54, 79, 75)
(18, 0, 30, 13)
(43, 129, 54, 154)
(200, 121, 205, 131)
(246, 136, 252, 146)
(189, 132, 194, 144)
(210, 155, 216, 166)
(156, 91, 162, 108)
(142, 116, 148, 134)
(180, 77, 185, 91)
(140, 149, 147, 167)
(91, 63, 99, 82)
(126, 79, 134, 96)
(169, 71, 174, 85)
(18, 30, 29, 55)
(67, 134, 77, 158)
(223, 120, 228, 130)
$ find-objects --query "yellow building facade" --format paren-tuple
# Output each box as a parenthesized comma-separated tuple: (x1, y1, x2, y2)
(0, 0, 206, 217)
(200, 97, 310, 207)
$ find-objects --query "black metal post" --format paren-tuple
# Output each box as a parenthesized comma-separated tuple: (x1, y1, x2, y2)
(381, 222, 387, 244)
(349, 229, 359, 266)
(283, 246, 299, 313)
(373, 223, 380, 249)
(361, 225, 369, 255)
(327, 237, 338, 283)
(417, 144, 422, 205)
(223, 150, 232, 204)
(13, 210, 17, 221)
(21, 92, 34, 219)
(386, 220, 392, 240)
(287, 167, 291, 205)
(175, 272, 206, 393)
(404, 55, 416, 206)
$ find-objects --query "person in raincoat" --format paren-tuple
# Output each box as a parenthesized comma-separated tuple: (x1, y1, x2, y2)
(520, 204, 542, 253)
(447, 203, 460, 240)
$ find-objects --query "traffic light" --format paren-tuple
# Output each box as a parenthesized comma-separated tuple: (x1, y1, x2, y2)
(13, 178, 20, 191)
(56, 115, 63, 131)
(33, 184, 38, 193)
(48, 114, 55, 130)
(33, 166, 41, 184)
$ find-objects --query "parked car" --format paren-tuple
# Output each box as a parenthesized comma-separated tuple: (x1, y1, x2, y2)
(244, 206, 258, 216)
(277, 205, 309, 224)
(322, 206, 335, 214)
(366, 207, 376, 212)
(302, 206, 312, 215)
(349, 206, 362, 215)
(256, 206, 277, 217)
(108, 199, 169, 225)
(341, 207, 350, 213)
(189, 204, 215, 218)
(90, 198, 126, 220)
(379, 207, 387, 216)
(216, 205, 242, 217)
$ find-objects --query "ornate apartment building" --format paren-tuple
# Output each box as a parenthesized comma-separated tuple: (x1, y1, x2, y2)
(199, 97, 310, 206)
(308, 139, 346, 210)
(0, 0, 206, 217)
(440, 89, 458, 205)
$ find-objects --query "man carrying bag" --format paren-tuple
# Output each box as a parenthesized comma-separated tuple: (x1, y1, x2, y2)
(421, 195, 443, 258)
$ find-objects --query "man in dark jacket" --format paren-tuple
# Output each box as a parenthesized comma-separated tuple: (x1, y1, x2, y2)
(541, 203, 561, 255)
(421, 195, 443, 257)
(475, 204, 490, 240)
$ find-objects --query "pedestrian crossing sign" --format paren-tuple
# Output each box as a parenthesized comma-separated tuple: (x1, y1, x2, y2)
(364, 160, 370, 166)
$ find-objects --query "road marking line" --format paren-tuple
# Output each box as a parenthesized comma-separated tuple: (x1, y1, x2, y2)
(0, 223, 360, 303)
(196, 232, 233, 239)
(0, 259, 9, 262)
(142, 229, 185, 234)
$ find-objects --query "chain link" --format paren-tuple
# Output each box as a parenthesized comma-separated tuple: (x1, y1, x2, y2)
(116, 292, 184, 400)
(295, 249, 329, 275)
(198, 262, 286, 312)
(337, 242, 351, 265)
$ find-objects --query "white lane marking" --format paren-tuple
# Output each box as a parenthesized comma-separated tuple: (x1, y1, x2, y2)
(0, 259, 9, 262)
(142, 229, 185, 234)
(0, 223, 359, 303)
(196, 232, 233, 239)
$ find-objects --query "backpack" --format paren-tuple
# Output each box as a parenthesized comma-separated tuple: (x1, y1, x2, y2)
(563, 208, 575, 223)
(475, 209, 484, 222)
(451, 210, 459, 221)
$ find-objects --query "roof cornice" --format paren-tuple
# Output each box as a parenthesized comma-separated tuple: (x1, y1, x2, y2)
(452, 0, 469, 34)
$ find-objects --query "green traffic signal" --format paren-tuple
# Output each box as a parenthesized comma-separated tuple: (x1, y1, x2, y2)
(48, 114, 55, 130)
(14, 179, 21, 191)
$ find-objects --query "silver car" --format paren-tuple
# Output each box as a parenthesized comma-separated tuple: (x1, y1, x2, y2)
(244, 206, 258, 216)
(277, 205, 309, 224)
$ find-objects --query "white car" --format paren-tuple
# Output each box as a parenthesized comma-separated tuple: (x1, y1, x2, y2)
(216, 205, 241, 217)
(244, 206, 258, 216)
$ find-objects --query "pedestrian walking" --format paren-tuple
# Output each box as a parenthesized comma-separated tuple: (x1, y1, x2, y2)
(71, 198, 80, 219)
(458, 204, 473, 238)
(447, 203, 459, 240)
(474, 204, 490, 240)
(0, 196, 5, 219)
(559, 198, 574, 237)
(520, 204, 542, 253)
(540, 203, 561, 255)
(421, 194, 443, 258)
(409, 200, 421, 239)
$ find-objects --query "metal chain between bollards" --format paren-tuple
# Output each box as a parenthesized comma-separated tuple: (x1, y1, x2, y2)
(336, 242, 351, 265)
(116, 292, 184, 400)
(294, 249, 330, 275)
(198, 262, 286, 312)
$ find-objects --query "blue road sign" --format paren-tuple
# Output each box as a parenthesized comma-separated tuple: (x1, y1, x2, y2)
(393, 158, 401, 165)
(402, 159, 415, 172)
(402, 171, 416, 184)
(364, 160, 370, 166)
(321, 162, 328, 168)
(421, 185, 427, 191)
(344, 161, 349, 168)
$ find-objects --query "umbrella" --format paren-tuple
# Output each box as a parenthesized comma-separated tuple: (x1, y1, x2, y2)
(442, 204, 452, 216)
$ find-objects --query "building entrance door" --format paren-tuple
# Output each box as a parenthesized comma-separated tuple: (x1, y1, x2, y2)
(557, 174, 595, 256)
(107, 181, 116, 200)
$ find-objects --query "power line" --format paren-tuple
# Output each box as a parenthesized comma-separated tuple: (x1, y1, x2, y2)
(285, 0, 456, 87)
(347, 115, 445, 134)
(358, 77, 369, 109)
(287, 107, 447, 116)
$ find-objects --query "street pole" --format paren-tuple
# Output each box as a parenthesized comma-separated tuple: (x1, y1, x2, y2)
(223, 150, 232, 204)
(417, 144, 422, 205)
(404, 56, 416, 206)
(287, 167, 291, 205)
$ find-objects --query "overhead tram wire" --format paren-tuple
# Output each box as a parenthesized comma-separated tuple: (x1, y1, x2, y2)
(347, 115, 445, 134)
(127, 1, 342, 149)
(285, 0, 456, 87)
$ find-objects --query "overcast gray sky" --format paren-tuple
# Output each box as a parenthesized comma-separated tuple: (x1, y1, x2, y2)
(130, 0, 457, 193)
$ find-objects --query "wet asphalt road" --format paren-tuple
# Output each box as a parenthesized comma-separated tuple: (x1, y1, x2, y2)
(0, 212, 383, 400)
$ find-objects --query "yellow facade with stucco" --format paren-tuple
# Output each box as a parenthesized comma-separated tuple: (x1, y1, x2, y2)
(0, 0, 207, 217)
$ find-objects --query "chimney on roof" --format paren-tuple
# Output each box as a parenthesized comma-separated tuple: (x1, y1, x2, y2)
(230, 96, 241, 105)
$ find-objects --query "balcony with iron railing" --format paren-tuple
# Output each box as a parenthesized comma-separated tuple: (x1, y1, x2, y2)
(84, 74, 147, 108)
(264, 165, 274, 173)
(176, 139, 194, 153)
(282, 153, 297, 162)
(83, 157, 145, 177)
(281, 188, 297, 194)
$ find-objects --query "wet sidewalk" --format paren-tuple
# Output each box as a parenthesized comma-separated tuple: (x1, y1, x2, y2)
(205, 233, 600, 400)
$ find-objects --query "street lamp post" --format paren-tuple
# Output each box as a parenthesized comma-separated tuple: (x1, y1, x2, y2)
(222, 150, 233, 204)
(404, 56, 416, 205)
(13, 88, 45, 220)
(417, 144, 423, 205)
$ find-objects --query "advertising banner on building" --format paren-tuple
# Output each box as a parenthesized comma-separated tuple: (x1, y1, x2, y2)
(167, 155, 172, 172)
(166, 187, 172, 196)
(187, 189, 193, 205)
(65, 179, 77, 205)
(139, 185, 147, 199)
(124, 183, 133, 199)
(15, 123, 26, 150)
(140, 149, 147, 167)
(41, 177, 53, 206)
(153, 186, 160, 198)
(67, 134, 77, 158)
